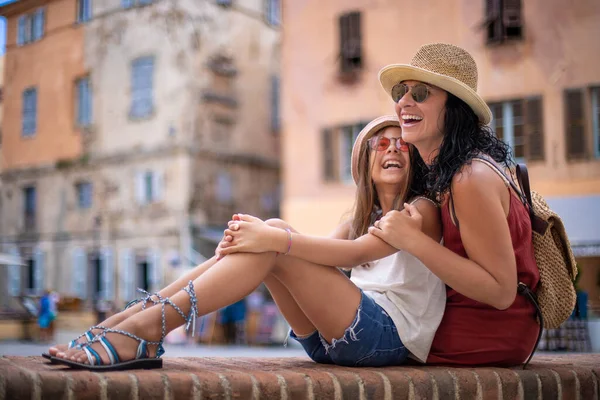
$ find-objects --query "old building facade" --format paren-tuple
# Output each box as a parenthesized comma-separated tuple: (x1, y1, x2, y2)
(281, 0, 600, 310)
(0, 0, 281, 308)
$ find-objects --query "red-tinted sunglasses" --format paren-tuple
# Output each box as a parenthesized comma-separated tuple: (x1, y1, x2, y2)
(367, 136, 409, 152)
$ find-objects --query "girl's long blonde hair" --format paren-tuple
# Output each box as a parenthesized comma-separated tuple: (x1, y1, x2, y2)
(348, 127, 421, 240)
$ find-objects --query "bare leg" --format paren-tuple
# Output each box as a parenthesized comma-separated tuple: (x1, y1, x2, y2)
(60, 246, 361, 364)
(48, 256, 219, 355)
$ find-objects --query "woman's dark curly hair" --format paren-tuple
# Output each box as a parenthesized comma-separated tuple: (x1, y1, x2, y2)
(422, 93, 513, 200)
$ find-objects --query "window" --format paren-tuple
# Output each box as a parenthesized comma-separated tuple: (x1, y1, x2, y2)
(76, 181, 93, 209)
(591, 87, 600, 158)
(130, 56, 155, 119)
(17, 8, 45, 46)
(489, 97, 544, 161)
(135, 170, 162, 204)
(271, 75, 280, 133)
(216, 172, 233, 202)
(339, 12, 362, 75)
(485, 0, 523, 44)
(23, 186, 36, 231)
(265, 0, 280, 26)
(22, 88, 38, 137)
(77, 0, 92, 23)
(76, 77, 93, 127)
(216, 0, 232, 6)
(322, 122, 367, 182)
(122, 0, 152, 8)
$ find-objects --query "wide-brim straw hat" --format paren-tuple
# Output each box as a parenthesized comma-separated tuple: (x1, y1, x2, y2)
(379, 43, 492, 125)
(350, 115, 401, 185)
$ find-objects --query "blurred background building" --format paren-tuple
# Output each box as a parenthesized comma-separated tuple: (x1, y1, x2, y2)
(0, 0, 599, 350)
(280, 0, 600, 314)
(0, 0, 281, 312)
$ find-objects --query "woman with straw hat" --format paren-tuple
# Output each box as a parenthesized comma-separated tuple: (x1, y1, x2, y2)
(50, 116, 446, 370)
(370, 43, 540, 366)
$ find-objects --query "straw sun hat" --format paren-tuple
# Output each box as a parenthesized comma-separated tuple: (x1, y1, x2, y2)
(378, 43, 492, 125)
(350, 115, 401, 185)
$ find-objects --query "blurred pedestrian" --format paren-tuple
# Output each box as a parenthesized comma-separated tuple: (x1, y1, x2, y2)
(38, 290, 55, 342)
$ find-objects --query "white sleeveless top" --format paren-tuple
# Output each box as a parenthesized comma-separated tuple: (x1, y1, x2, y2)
(350, 250, 446, 363)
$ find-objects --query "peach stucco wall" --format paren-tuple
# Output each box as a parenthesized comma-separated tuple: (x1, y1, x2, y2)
(281, 0, 600, 235)
(1, 0, 85, 170)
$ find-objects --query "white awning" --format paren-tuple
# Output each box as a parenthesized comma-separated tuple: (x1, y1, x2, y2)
(546, 195, 600, 257)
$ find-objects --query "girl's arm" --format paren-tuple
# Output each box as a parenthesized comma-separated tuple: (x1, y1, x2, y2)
(220, 199, 441, 269)
(369, 163, 517, 310)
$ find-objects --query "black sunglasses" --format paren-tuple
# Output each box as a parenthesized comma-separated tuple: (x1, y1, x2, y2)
(391, 83, 430, 103)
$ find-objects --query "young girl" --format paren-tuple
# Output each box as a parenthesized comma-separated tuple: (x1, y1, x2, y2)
(51, 115, 445, 371)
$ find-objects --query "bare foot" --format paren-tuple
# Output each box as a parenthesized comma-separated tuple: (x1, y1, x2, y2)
(47, 310, 131, 356)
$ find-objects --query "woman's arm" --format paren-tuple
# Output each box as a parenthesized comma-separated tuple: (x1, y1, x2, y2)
(221, 200, 441, 269)
(369, 164, 517, 310)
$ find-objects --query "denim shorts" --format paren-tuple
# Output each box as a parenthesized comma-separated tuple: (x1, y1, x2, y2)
(288, 291, 409, 367)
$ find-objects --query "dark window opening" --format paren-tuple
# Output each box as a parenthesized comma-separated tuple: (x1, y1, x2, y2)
(339, 11, 362, 75)
(485, 0, 523, 44)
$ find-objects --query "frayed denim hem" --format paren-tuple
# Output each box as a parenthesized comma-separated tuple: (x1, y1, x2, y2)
(318, 303, 364, 355)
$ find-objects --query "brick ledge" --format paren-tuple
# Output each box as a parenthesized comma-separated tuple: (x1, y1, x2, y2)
(0, 354, 598, 399)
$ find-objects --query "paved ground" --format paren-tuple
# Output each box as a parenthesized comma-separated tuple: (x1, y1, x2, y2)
(0, 329, 307, 358)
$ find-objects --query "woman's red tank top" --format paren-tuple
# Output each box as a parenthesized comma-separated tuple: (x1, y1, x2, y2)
(427, 190, 541, 366)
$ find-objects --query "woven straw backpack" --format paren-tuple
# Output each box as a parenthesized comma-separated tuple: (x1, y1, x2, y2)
(512, 164, 578, 329)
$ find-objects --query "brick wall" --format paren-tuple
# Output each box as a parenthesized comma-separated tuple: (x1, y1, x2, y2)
(0, 355, 598, 399)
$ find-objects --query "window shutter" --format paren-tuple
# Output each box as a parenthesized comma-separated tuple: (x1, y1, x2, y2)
(17, 16, 26, 46)
(322, 128, 335, 181)
(33, 247, 44, 294)
(271, 75, 280, 133)
(135, 171, 146, 204)
(8, 245, 21, 296)
(101, 247, 114, 300)
(119, 248, 134, 301)
(72, 247, 87, 298)
(147, 248, 161, 292)
(151, 170, 163, 201)
(339, 12, 362, 72)
(33, 8, 45, 41)
(503, 0, 522, 27)
(525, 97, 544, 161)
(486, 0, 503, 43)
(565, 89, 587, 160)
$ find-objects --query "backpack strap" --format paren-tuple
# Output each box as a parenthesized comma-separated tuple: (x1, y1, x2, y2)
(448, 157, 523, 228)
(518, 282, 544, 369)
(515, 164, 549, 235)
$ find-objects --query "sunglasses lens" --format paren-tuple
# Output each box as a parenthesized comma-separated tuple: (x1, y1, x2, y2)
(412, 84, 429, 103)
(391, 84, 408, 103)
(398, 138, 409, 152)
(377, 137, 391, 151)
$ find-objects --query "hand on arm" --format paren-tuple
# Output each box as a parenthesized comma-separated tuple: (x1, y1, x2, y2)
(369, 166, 518, 310)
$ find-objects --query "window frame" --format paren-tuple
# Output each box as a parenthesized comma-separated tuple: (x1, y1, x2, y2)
(130, 56, 155, 119)
(75, 76, 93, 127)
(77, 0, 92, 23)
(322, 121, 368, 183)
(22, 87, 38, 137)
(489, 96, 545, 163)
(75, 181, 93, 209)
